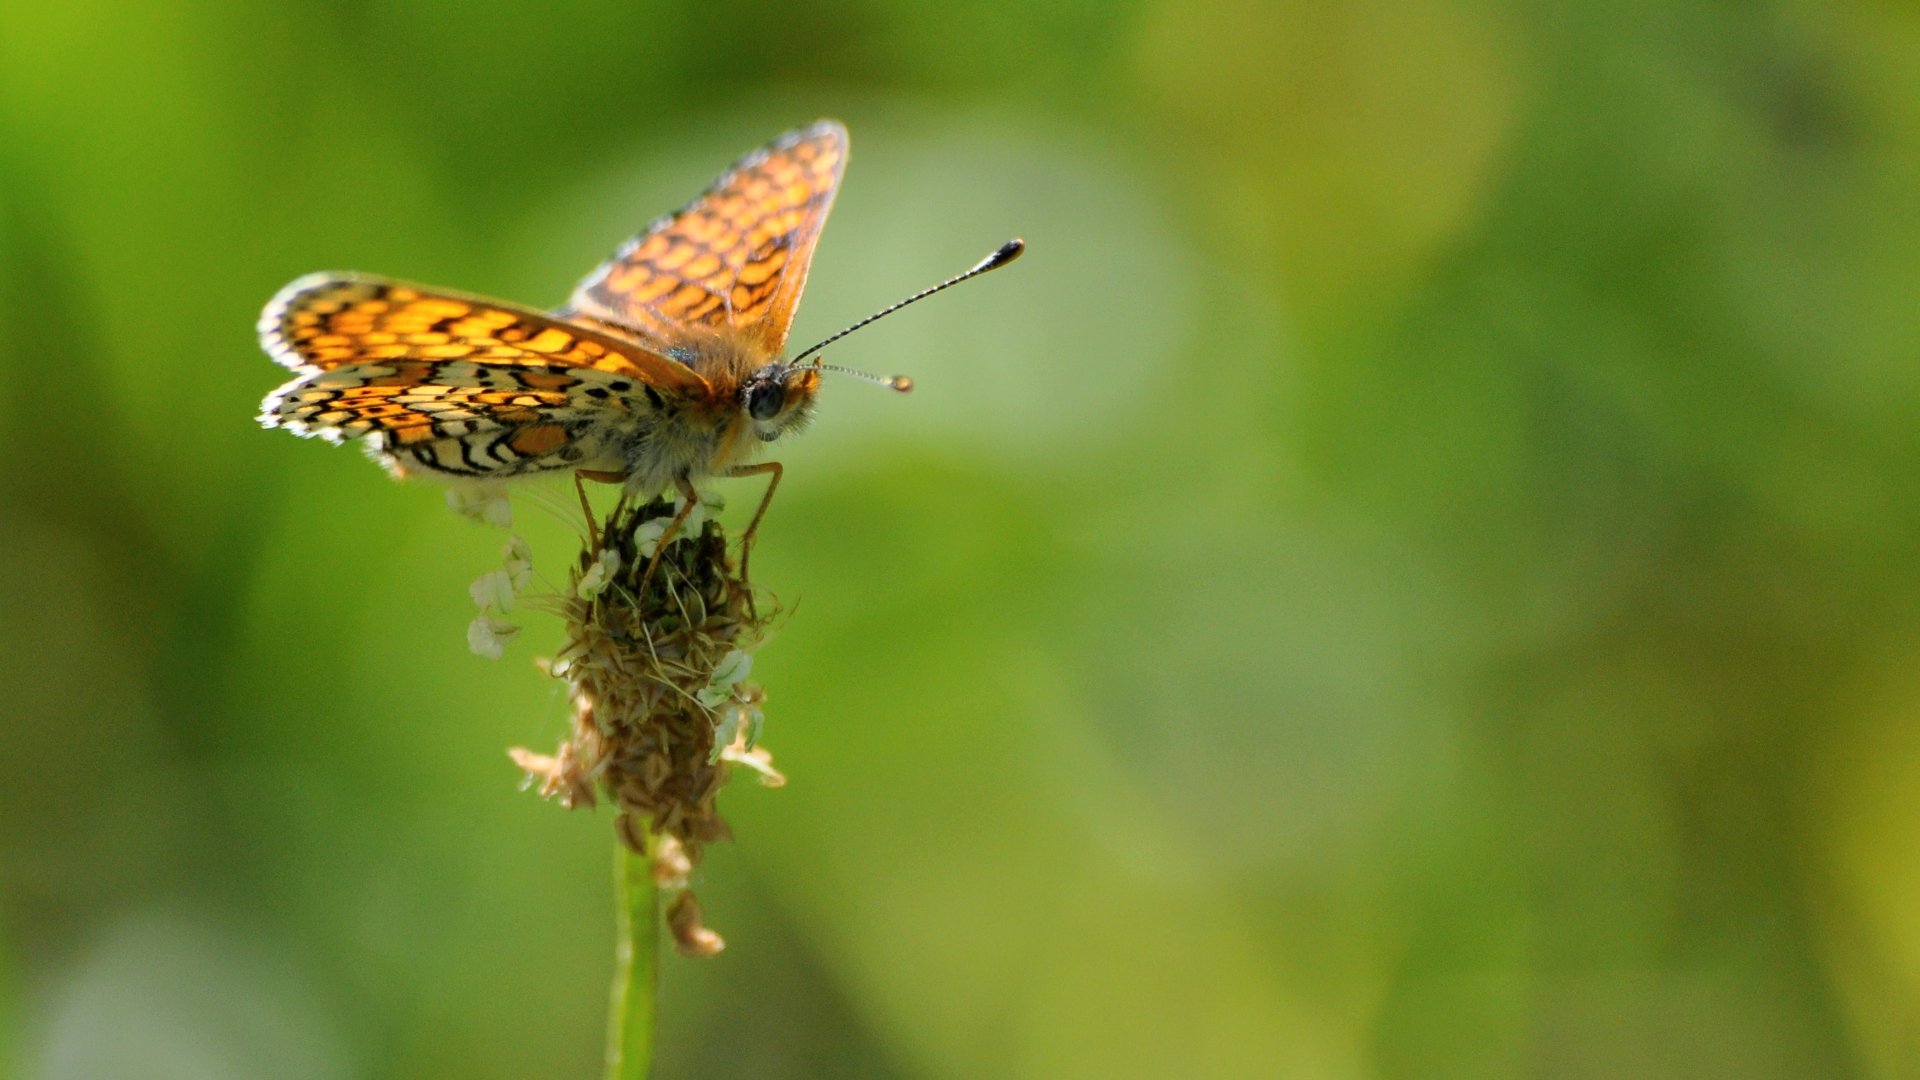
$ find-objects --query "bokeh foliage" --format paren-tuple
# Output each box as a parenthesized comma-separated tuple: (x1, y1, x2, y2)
(4, 0, 1920, 1077)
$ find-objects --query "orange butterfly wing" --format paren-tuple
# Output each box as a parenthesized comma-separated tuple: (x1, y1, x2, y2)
(562, 120, 848, 357)
(260, 273, 709, 394)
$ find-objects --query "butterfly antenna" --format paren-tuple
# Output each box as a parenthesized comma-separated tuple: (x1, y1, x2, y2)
(787, 238, 1025, 389)
(810, 362, 917, 392)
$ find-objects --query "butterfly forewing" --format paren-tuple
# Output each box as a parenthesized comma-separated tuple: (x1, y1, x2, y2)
(563, 121, 847, 357)
(260, 273, 709, 391)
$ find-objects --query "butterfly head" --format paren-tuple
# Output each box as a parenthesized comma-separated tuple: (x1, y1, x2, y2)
(743, 359, 914, 443)
(743, 364, 824, 443)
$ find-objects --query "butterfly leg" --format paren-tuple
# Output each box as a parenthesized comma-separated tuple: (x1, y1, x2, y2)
(632, 477, 701, 604)
(574, 468, 628, 551)
(572, 472, 602, 553)
(725, 461, 783, 588)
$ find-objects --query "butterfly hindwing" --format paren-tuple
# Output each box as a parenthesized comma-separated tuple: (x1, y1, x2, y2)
(563, 121, 847, 357)
(261, 359, 658, 479)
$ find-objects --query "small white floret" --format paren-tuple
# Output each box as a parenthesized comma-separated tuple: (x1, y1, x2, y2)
(502, 536, 534, 591)
(576, 546, 623, 599)
(709, 704, 742, 764)
(696, 649, 753, 709)
(469, 570, 516, 613)
(467, 613, 520, 659)
(446, 487, 512, 528)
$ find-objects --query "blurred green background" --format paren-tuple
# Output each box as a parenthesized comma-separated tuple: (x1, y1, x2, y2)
(4, 0, 1920, 1077)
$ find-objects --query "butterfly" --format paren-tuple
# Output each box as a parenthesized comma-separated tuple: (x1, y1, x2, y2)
(257, 120, 1021, 564)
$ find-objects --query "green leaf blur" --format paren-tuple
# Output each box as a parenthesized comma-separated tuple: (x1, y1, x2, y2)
(4, 1, 1919, 1077)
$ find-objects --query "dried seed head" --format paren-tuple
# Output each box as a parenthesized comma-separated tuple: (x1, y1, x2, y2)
(509, 493, 779, 953)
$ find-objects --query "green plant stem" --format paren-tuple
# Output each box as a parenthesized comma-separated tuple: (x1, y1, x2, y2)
(605, 838, 658, 1080)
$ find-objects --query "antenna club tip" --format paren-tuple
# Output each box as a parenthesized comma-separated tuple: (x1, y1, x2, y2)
(888, 376, 915, 393)
(990, 238, 1026, 266)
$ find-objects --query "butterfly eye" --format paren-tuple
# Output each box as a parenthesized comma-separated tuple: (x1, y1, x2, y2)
(746, 380, 786, 421)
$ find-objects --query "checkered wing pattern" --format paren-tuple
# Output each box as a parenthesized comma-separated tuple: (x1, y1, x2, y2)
(562, 121, 847, 358)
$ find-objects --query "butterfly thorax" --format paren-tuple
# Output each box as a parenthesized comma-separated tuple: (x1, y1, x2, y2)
(609, 327, 820, 494)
